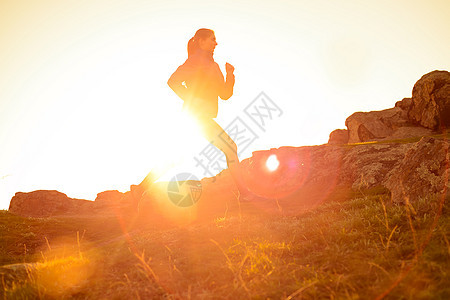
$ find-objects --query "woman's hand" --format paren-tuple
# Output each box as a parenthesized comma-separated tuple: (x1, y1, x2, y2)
(225, 63, 235, 75)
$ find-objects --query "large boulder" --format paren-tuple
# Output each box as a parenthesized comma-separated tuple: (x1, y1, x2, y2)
(408, 70, 450, 130)
(384, 136, 449, 203)
(345, 106, 410, 143)
(8, 190, 93, 217)
(328, 129, 349, 144)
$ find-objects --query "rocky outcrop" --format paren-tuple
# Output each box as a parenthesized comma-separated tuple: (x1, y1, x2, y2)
(339, 70, 450, 144)
(8, 190, 92, 217)
(238, 134, 447, 206)
(247, 142, 404, 193)
(241, 145, 344, 200)
(95, 190, 124, 204)
(328, 129, 349, 144)
(95, 190, 126, 208)
(384, 137, 449, 203)
(340, 143, 412, 190)
(345, 106, 411, 143)
(408, 70, 450, 130)
(8, 189, 138, 218)
(95, 190, 137, 213)
(9, 137, 448, 218)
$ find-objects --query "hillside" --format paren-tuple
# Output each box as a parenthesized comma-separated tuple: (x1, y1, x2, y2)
(1, 70, 449, 299)
(1, 184, 449, 299)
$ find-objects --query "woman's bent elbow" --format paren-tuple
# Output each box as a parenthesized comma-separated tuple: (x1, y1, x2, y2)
(220, 93, 233, 100)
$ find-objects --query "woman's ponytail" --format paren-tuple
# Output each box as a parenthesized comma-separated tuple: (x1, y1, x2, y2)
(187, 36, 196, 58)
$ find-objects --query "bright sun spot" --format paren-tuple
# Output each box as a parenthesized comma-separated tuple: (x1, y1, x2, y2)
(266, 154, 279, 172)
(148, 110, 205, 168)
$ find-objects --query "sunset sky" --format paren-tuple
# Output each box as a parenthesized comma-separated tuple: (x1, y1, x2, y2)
(1, 0, 449, 209)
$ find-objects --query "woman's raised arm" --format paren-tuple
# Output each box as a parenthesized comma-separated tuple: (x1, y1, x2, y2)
(219, 62, 235, 100)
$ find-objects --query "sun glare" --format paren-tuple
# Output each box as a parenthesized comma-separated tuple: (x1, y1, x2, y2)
(150, 111, 204, 162)
(266, 154, 279, 172)
(138, 109, 208, 184)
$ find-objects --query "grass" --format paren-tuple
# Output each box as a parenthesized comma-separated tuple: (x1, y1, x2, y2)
(1, 189, 449, 299)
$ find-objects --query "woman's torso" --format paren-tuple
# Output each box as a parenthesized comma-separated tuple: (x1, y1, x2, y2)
(181, 53, 225, 118)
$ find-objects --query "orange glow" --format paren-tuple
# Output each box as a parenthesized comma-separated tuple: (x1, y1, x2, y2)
(137, 182, 199, 226)
(32, 235, 96, 297)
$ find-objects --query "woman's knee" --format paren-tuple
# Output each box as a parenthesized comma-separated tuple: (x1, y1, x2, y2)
(226, 139, 238, 155)
(225, 146, 239, 162)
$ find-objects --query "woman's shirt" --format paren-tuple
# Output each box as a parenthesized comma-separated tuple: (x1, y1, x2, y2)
(168, 50, 235, 119)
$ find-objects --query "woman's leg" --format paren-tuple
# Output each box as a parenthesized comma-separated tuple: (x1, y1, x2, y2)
(195, 117, 250, 196)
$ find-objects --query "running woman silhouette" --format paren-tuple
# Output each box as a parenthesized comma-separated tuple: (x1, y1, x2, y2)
(132, 28, 253, 203)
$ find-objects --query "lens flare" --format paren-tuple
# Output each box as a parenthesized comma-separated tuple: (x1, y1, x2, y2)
(266, 154, 279, 171)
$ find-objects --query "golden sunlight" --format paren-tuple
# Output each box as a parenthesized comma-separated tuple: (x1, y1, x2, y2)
(142, 110, 206, 176)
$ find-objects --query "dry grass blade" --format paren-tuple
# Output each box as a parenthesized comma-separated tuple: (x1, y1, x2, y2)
(134, 250, 159, 284)
(285, 280, 318, 300)
(385, 225, 398, 251)
(368, 262, 391, 278)
(210, 239, 250, 294)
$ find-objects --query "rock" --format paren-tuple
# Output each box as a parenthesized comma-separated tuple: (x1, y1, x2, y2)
(343, 71, 450, 143)
(341, 70, 450, 143)
(384, 137, 449, 203)
(8, 190, 92, 217)
(408, 70, 450, 130)
(95, 190, 125, 207)
(381, 126, 433, 141)
(243, 145, 344, 197)
(301, 145, 345, 186)
(94, 190, 139, 215)
(328, 129, 349, 144)
(234, 145, 346, 213)
(395, 98, 412, 111)
(340, 143, 412, 190)
(345, 106, 410, 143)
(203, 131, 447, 215)
(0, 263, 40, 289)
(238, 134, 446, 206)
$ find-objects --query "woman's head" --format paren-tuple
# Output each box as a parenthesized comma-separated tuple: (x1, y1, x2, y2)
(188, 28, 217, 58)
